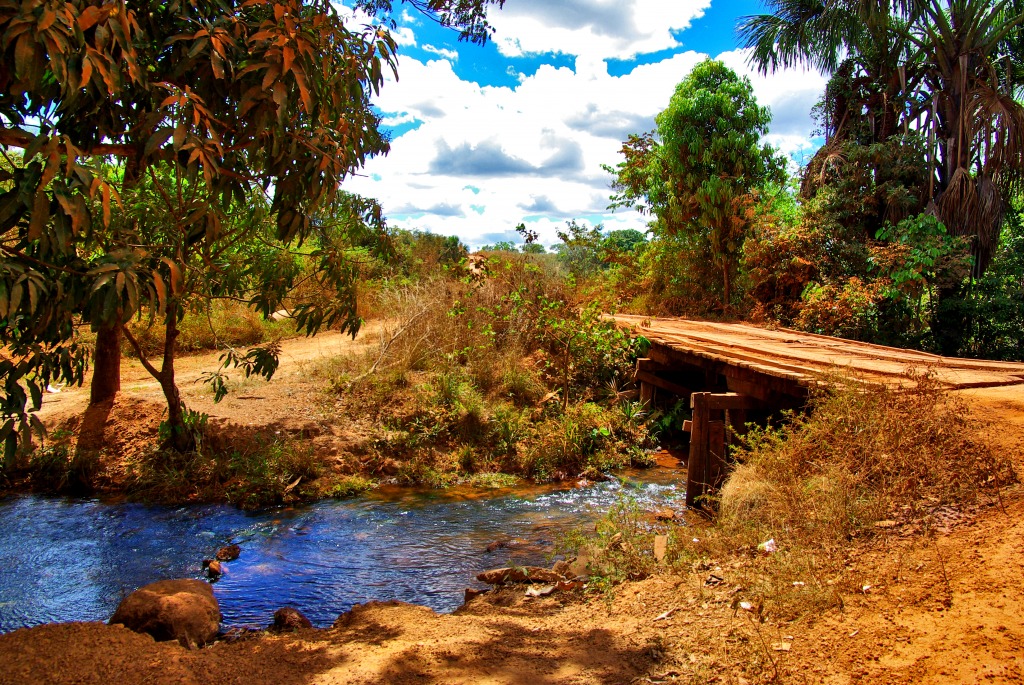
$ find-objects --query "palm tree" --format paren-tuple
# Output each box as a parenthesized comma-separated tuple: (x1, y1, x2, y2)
(911, 1, 1024, 272)
(740, 0, 1024, 276)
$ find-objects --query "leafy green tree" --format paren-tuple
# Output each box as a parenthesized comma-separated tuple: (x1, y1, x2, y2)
(553, 220, 604, 279)
(387, 229, 467, 279)
(947, 197, 1024, 360)
(0, 0, 502, 455)
(480, 240, 519, 252)
(601, 229, 646, 256)
(609, 59, 785, 308)
(742, 0, 1024, 353)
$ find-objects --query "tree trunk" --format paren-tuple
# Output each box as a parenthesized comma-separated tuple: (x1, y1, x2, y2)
(932, 282, 973, 357)
(90, 324, 121, 405)
(119, 299, 195, 453)
(157, 305, 195, 452)
(160, 378, 193, 452)
(722, 261, 732, 310)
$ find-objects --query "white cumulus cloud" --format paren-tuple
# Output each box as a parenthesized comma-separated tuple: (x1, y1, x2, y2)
(491, 0, 711, 60)
(422, 44, 458, 61)
(340, 5, 828, 248)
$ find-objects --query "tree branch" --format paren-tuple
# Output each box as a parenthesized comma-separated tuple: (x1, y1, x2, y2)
(0, 129, 136, 158)
(120, 324, 162, 381)
(350, 306, 429, 383)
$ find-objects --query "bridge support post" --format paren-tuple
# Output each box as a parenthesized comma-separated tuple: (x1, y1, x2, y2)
(640, 381, 655, 407)
(686, 392, 708, 508)
(686, 393, 731, 510)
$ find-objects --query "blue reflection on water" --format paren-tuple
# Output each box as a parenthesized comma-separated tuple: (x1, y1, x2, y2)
(0, 472, 682, 631)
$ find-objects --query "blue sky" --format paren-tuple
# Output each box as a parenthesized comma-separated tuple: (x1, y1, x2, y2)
(341, 0, 828, 249)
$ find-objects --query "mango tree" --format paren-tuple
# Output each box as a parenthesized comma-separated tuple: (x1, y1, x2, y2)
(0, 0, 503, 455)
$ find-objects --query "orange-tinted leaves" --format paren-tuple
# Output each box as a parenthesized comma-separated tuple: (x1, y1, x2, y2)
(172, 122, 186, 151)
(160, 257, 183, 295)
(14, 33, 35, 78)
(28, 190, 49, 240)
(37, 9, 55, 32)
(39, 143, 61, 190)
(261, 63, 280, 92)
(151, 270, 167, 314)
(144, 127, 173, 158)
(238, 84, 263, 117)
(79, 53, 93, 89)
(101, 182, 111, 226)
(211, 50, 225, 78)
(282, 44, 293, 72)
(293, 68, 311, 113)
(8, 282, 22, 318)
(78, 6, 103, 31)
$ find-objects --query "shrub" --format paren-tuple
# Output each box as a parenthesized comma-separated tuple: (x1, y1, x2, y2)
(319, 256, 653, 486)
(518, 402, 625, 480)
(15, 438, 97, 494)
(122, 436, 323, 510)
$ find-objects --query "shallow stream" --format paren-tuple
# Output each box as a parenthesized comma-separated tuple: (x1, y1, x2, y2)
(0, 463, 684, 632)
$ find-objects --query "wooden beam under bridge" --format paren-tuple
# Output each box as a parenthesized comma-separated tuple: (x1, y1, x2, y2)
(685, 392, 757, 509)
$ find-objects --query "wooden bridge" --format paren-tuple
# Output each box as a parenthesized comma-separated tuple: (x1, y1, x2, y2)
(613, 315, 1024, 509)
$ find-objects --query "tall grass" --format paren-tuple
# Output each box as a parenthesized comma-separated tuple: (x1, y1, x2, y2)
(312, 253, 655, 484)
(719, 373, 1014, 551)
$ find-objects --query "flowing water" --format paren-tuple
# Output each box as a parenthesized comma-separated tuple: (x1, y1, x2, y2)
(0, 463, 685, 632)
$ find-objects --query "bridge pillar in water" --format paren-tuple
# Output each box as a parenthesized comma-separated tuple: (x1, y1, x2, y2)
(686, 392, 758, 510)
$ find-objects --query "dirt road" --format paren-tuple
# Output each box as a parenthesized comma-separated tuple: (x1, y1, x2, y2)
(36, 325, 385, 464)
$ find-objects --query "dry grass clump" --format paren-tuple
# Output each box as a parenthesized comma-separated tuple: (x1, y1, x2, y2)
(719, 373, 1015, 553)
(663, 372, 1018, 618)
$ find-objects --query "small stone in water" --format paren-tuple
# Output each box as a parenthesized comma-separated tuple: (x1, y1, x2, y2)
(216, 544, 241, 561)
(203, 559, 223, 578)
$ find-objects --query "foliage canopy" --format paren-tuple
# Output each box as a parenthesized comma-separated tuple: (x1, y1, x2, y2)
(609, 59, 785, 308)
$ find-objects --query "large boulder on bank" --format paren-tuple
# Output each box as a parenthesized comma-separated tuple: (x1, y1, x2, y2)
(109, 579, 221, 648)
